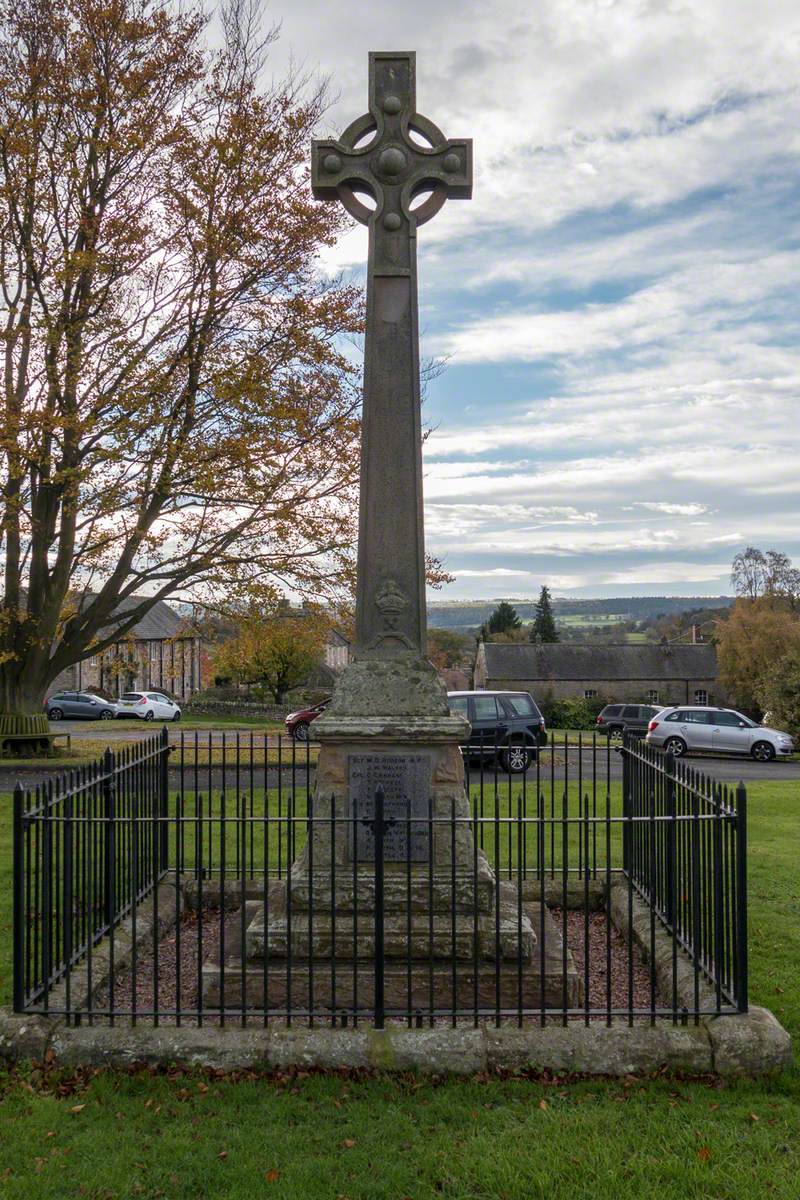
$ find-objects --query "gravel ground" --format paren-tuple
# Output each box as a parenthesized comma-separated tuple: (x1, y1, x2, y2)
(95, 905, 655, 1027)
(552, 907, 654, 1014)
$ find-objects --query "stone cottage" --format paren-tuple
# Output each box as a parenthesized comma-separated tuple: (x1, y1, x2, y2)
(474, 641, 721, 708)
(51, 598, 203, 700)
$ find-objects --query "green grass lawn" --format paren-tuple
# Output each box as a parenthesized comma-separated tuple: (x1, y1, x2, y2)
(0, 781, 798, 1199)
(0, 723, 302, 771)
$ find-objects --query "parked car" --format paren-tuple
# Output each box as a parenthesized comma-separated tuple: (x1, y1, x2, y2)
(645, 706, 794, 761)
(447, 690, 546, 774)
(285, 699, 329, 741)
(45, 691, 117, 721)
(115, 691, 182, 722)
(596, 703, 663, 738)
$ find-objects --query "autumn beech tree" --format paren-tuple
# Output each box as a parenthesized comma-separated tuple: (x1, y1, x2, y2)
(213, 608, 329, 705)
(0, 0, 364, 720)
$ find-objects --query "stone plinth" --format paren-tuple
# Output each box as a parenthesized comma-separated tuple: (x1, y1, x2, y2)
(202, 898, 581, 1013)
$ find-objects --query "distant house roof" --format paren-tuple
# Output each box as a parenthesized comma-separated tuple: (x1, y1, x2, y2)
(100, 596, 192, 642)
(326, 627, 351, 647)
(481, 642, 718, 681)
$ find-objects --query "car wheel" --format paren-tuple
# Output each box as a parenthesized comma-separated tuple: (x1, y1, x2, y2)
(172, 711, 181, 722)
(48, 707, 63, 721)
(293, 722, 310, 742)
(751, 740, 775, 763)
(500, 742, 532, 774)
(609, 726, 624, 739)
(99, 709, 114, 720)
(663, 736, 687, 758)
(144, 710, 155, 721)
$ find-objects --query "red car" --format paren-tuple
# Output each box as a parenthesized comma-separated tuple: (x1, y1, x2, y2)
(284, 699, 329, 741)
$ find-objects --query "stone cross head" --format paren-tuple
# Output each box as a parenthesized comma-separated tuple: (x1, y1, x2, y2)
(311, 51, 472, 273)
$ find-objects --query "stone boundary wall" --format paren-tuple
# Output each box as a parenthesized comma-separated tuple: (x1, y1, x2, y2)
(2, 875, 790, 1079)
(183, 699, 288, 721)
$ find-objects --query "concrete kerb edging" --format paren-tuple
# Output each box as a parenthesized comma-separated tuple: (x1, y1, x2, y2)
(0, 1006, 790, 1078)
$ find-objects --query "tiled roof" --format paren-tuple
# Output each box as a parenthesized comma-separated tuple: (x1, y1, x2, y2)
(482, 641, 718, 681)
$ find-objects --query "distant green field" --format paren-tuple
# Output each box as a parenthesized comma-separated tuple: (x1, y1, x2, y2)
(558, 614, 630, 625)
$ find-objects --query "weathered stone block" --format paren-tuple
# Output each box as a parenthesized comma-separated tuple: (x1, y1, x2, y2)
(0, 1008, 53, 1063)
(379, 1027, 486, 1075)
(266, 1029, 371, 1071)
(287, 854, 496, 914)
(485, 1023, 712, 1075)
(50, 1026, 271, 1071)
(707, 1006, 792, 1076)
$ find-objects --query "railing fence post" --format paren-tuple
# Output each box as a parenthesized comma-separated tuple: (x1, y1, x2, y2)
(621, 737, 631, 875)
(159, 725, 170, 872)
(374, 785, 386, 1029)
(735, 781, 748, 1012)
(361, 785, 394, 1031)
(103, 748, 116, 928)
(12, 783, 25, 1012)
(665, 749, 677, 927)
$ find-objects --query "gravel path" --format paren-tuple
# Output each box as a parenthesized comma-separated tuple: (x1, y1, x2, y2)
(97, 905, 654, 1027)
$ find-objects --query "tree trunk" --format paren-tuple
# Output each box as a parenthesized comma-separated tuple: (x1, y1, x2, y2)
(0, 659, 53, 717)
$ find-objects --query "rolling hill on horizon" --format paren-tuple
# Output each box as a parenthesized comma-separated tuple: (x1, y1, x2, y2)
(426, 595, 733, 631)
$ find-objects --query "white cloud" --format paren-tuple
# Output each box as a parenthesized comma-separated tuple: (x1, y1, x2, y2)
(452, 568, 533, 577)
(636, 503, 710, 516)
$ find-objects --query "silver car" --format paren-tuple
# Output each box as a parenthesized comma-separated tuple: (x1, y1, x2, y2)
(645, 706, 794, 762)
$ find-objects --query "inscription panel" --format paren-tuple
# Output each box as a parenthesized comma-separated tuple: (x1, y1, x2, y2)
(349, 753, 431, 862)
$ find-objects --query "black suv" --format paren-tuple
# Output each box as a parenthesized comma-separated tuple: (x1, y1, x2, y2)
(596, 703, 662, 739)
(448, 690, 546, 774)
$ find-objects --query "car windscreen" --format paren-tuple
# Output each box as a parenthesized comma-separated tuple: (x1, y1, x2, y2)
(121, 693, 142, 700)
(502, 694, 539, 718)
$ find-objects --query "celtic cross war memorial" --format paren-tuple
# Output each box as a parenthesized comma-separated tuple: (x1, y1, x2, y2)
(202, 50, 576, 1017)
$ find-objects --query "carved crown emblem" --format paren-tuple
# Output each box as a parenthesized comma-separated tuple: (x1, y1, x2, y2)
(374, 579, 408, 627)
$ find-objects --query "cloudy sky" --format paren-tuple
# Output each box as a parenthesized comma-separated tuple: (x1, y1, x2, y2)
(270, 0, 800, 600)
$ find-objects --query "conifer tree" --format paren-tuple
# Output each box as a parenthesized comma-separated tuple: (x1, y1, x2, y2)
(479, 601, 521, 640)
(531, 586, 559, 642)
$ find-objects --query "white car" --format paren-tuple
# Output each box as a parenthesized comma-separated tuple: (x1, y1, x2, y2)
(645, 705, 793, 762)
(116, 691, 182, 722)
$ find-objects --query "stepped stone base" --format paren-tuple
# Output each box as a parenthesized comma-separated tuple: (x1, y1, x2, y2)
(247, 877, 535, 961)
(287, 853, 497, 913)
(201, 898, 582, 1013)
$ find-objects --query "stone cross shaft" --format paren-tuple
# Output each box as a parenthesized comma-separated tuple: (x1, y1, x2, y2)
(312, 51, 472, 660)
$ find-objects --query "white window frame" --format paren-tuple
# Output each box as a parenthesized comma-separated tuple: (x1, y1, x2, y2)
(694, 688, 708, 706)
(583, 689, 598, 699)
(647, 689, 659, 704)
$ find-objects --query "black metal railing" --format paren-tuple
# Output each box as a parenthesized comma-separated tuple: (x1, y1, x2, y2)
(622, 738, 747, 1014)
(13, 730, 169, 1014)
(13, 728, 747, 1025)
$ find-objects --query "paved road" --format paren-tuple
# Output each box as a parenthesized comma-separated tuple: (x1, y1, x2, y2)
(555, 745, 800, 785)
(5, 737, 799, 793)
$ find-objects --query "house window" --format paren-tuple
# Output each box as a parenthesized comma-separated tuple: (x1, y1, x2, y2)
(694, 689, 708, 706)
(647, 689, 659, 704)
(583, 689, 598, 699)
